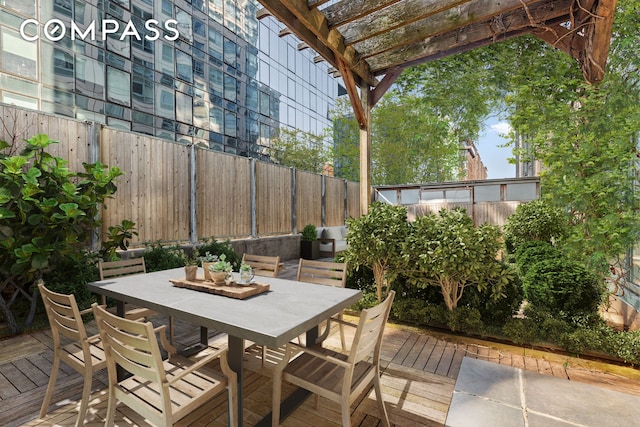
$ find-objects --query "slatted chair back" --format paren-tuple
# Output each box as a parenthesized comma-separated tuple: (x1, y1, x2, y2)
(297, 259, 349, 350)
(38, 282, 106, 427)
(96, 257, 174, 342)
(296, 259, 347, 288)
(98, 257, 146, 280)
(242, 253, 280, 278)
(92, 303, 238, 427)
(349, 290, 395, 365)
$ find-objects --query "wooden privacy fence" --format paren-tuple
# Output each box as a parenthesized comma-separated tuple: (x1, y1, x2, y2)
(0, 105, 359, 246)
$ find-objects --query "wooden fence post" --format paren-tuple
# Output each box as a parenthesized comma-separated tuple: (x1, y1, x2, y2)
(292, 167, 297, 234)
(189, 144, 198, 245)
(321, 174, 326, 227)
(250, 159, 257, 238)
(90, 121, 101, 252)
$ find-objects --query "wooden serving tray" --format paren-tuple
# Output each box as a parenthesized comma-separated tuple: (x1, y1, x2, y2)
(170, 278, 270, 299)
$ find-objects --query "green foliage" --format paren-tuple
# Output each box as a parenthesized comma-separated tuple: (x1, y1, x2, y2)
(514, 241, 563, 278)
(269, 128, 330, 174)
(41, 252, 99, 311)
(459, 262, 524, 326)
(197, 238, 241, 270)
(101, 220, 138, 261)
(301, 224, 317, 241)
(142, 242, 189, 272)
(207, 253, 233, 273)
(332, 92, 464, 185)
(500, 9, 640, 275)
(522, 258, 606, 322)
(343, 202, 410, 300)
(504, 200, 567, 253)
(501, 318, 540, 346)
(401, 208, 509, 310)
(0, 134, 124, 334)
(0, 134, 123, 277)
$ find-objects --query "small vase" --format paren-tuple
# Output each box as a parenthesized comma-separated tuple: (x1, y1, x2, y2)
(202, 262, 214, 281)
(185, 265, 197, 281)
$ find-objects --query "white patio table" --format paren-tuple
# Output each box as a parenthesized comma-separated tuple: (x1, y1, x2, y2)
(88, 266, 362, 427)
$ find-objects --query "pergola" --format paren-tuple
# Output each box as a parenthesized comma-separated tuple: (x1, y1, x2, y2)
(256, 0, 618, 214)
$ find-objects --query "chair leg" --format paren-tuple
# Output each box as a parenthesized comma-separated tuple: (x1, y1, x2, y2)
(105, 387, 117, 426)
(338, 313, 346, 351)
(39, 356, 60, 419)
(340, 401, 352, 427)
(373, 375, 390, 427)
(75, 368, 93, 427)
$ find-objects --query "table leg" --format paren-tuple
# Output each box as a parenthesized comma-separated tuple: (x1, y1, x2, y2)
(228, 335, 244, 427)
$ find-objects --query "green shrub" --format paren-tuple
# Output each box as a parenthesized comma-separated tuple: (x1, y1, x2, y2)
(301, 224, 317, 241)
(459, 262, 523, 326)
(142, 242, 189, 272)
(41, 252, 100, 310)
(514, 241, 563, 277)
(445, 306, 484, 333)
(504, 199, 566, 253)
(0, 134, 124, 334)
(502, 317, 539, 346)
(522, 258, 605, 322)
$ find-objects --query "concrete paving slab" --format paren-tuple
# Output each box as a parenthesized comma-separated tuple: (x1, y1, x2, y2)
(447, 357, 640, 427)
(523, 369, 640, 426)
(452, 357, 522, 407)
(445, 391, 525, 427)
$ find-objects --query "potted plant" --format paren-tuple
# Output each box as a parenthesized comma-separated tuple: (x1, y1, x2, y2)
(200, 251, 217, 281)
(207, 253, 233, 284)
(184, 257, 199, 281)
(300, 224, 320, 260)
(239, 262, 254, 284)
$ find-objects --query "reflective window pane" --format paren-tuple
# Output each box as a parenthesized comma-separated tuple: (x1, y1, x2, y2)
(107, 66, 131, 106)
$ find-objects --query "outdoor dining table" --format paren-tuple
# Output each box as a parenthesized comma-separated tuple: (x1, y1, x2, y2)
(88, 266, 362, 427)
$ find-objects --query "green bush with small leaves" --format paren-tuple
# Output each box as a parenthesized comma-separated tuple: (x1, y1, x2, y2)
(142, 242, 189, 272)
(504, 199, 566, 253)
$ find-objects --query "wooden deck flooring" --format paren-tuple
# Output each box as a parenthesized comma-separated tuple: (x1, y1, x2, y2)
(2, 315, 640, 427)
(2, 259, 639, 426)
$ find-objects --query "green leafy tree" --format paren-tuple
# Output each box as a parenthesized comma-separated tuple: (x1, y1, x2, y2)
(401, 208, 510, 311)
(269, 127, 331, 174)
(343, 202, 410, 301)
(503, 200, 567, 253)
(0, 134, 123, 333)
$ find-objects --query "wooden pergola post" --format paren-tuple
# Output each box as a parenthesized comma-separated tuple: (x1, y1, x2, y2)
(359, 82, 372, 215)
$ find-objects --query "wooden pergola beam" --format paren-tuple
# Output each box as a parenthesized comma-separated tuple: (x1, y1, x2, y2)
(337, 58, 368, 129)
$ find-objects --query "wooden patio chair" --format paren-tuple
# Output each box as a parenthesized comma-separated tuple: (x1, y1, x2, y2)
(271, 291, 395, 427)
(92, 303, 238, 427)
(38, 282, 107, 427)
(241, 253, 281, 278)
(296, 258, 348, 351)
(98, 258, 174, 342)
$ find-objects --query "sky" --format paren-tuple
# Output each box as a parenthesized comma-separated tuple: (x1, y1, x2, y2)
(475, 116, 516, 179)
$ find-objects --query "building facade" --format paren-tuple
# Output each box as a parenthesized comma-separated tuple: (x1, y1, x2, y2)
(0, 0, 339, 160)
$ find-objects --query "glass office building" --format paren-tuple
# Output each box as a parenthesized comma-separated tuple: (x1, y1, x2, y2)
(0, 0, 339, 160)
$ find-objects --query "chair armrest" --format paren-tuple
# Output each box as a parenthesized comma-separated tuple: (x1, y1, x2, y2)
(167, 347, 234, 385)
(283, 342, 351, 369)
(80, 304, 105, 316)
(153, 325, 177, 355)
